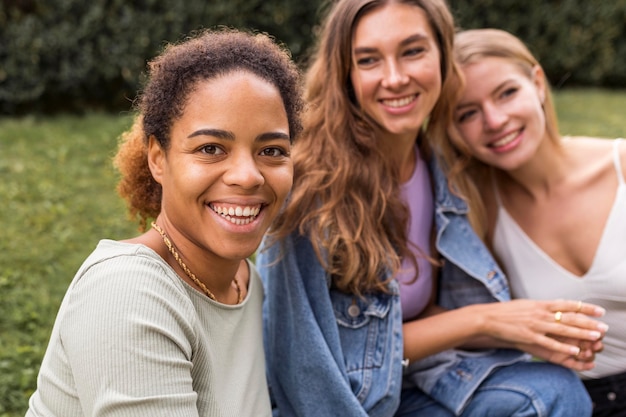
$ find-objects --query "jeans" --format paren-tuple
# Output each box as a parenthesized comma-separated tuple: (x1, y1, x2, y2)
(395, 361, 592, 417)
(583, 371, 626, 417)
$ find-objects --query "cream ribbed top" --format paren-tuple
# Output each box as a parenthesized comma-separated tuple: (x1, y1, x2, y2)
(26, 240, 271, 416)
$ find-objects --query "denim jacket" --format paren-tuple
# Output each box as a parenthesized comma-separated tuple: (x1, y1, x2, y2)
(257, 160, 528, 416)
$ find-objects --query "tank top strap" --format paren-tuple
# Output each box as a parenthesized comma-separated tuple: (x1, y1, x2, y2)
(614, 138, 624, 186)
(490, 169, 503, 207)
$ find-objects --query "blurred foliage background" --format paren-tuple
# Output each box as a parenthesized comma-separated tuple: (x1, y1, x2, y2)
(1, 0, 626, 115)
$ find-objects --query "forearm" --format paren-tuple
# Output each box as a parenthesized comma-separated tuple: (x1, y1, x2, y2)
(402, 303, 490, 361)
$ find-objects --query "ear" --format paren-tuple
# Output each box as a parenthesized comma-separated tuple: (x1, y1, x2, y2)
(531, 65, 547, 105)
(147, 135, 165, 185)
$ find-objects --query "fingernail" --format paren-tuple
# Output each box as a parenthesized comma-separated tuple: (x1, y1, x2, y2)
(595, 307, 606, 316)
(598, 323, 609, 332)
(590, 331, 601, 340)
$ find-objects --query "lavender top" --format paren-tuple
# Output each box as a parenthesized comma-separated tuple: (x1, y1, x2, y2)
(397, 147, 434, 320)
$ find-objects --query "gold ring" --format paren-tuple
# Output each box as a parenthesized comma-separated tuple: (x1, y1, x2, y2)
(576, 300, 583, 313)
(554, 311, 562, 323)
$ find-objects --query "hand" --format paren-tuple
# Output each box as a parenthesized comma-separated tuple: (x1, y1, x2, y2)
(519, 337, 604, 371)
(475, 299, 607, 359)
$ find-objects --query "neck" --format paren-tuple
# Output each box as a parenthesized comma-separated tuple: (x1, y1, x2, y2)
(150, 218, 243, 303)
(498, 136, 566, 200)
(378, 129, 418, 183)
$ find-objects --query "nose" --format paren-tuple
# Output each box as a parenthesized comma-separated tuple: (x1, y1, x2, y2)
(482, 102, 508, 131)
(223, 153, 264, 189)
(381, 60, 409, 89)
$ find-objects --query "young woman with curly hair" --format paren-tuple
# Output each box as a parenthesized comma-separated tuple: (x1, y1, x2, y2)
(26, 28, 303, 417)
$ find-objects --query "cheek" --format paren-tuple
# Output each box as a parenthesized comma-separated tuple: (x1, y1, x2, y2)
(456, 123, 479, 146)
(349, 70, 371, 105)
(412, 57, 442, 88)
(267, 165, 294, 200)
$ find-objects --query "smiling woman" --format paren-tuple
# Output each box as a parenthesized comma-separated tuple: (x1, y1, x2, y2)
(24, 28, 303, 417)
(439, 28, 626, 417)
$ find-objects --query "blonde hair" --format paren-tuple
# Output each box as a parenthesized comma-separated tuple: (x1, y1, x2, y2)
(432, 28, 561, 239)
(267, 0, 461, 295)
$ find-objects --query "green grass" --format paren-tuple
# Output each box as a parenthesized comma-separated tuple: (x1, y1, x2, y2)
(0, 113, 138, 415)
(0, 89, 624, 416)
(554, 87, 626, 138)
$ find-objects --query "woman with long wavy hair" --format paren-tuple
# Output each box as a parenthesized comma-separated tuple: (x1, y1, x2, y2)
(258, 0, 605, 415)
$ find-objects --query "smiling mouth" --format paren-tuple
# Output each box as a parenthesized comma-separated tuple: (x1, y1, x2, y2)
(490, 131, 519, 148)
(381, 94, 417, 108)
(210, 204, 262, 225)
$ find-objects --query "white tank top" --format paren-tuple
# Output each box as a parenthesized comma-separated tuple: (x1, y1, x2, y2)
(493, 139, 626, 379)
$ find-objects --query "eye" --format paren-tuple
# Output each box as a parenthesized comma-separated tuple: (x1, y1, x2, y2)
(404, 46, 426, 57)
(355, 55, 378, 67)
(260, 146, 289, 157)
(199, 144, 225, 155)
(500, 86, 518, 99)
(456, 109, 477, 124)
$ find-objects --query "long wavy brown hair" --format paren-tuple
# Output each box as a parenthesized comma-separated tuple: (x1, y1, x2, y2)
(433, 28, 561, 241)
(267, 0, 461, 295)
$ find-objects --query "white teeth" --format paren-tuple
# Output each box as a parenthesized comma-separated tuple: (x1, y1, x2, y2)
(382, 95, 415, 108)
(210, 204, 261, 224)
(492, 132, 518, 147)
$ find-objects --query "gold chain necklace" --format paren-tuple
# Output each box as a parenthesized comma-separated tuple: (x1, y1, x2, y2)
(151, 222, 242, 304)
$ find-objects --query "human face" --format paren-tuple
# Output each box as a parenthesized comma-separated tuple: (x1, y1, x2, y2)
(149, 71, 293, 262)
(350, 2, 442, 140)
(453, 57, 547, 171)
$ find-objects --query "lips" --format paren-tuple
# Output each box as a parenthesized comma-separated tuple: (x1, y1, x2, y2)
(210, 203, 262, 225)
(380, 94, 417, 108)
(489, 130, 519, 148)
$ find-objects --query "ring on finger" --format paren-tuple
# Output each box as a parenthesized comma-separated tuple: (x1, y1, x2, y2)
(576, 300, 583, 313)
(554, 311, 563, 323)
(575, 344, 583, 357)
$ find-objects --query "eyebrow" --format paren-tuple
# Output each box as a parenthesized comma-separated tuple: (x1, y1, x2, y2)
(456, 79, 514, 109)
(353, 33, 430, 55)
(188, 129, 290, 141)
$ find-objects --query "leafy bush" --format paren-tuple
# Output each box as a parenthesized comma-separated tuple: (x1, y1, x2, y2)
(1, 1, 625, 111)
(449, 0, 626, 87)
(0, 0, 321, 114)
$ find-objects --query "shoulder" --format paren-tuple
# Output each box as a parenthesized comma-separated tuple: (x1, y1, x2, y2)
(564, 136, 616, 165)
(77, 240, 174, 281)
(564, 136, 626, 183)
(563, 135, 613, 152)
(67, 240, 193, 315)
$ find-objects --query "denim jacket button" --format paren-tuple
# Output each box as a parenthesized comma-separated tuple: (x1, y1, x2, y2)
(486, 270, 496, 280)
(348, 304, 361, 317)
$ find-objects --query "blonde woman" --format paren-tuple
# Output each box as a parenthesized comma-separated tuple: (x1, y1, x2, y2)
(437, 28, 625, 417)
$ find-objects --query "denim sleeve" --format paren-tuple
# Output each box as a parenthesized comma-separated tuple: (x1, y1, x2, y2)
(257, 233, 403, 417)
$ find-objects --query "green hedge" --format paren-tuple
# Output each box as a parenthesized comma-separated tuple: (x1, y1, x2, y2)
(0, 0, 321, 114)
(449, 0, 626, 88)
(1, 0, 625, 115)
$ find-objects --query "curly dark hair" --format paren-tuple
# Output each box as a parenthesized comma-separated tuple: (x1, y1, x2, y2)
(114, 28, 304, 230)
